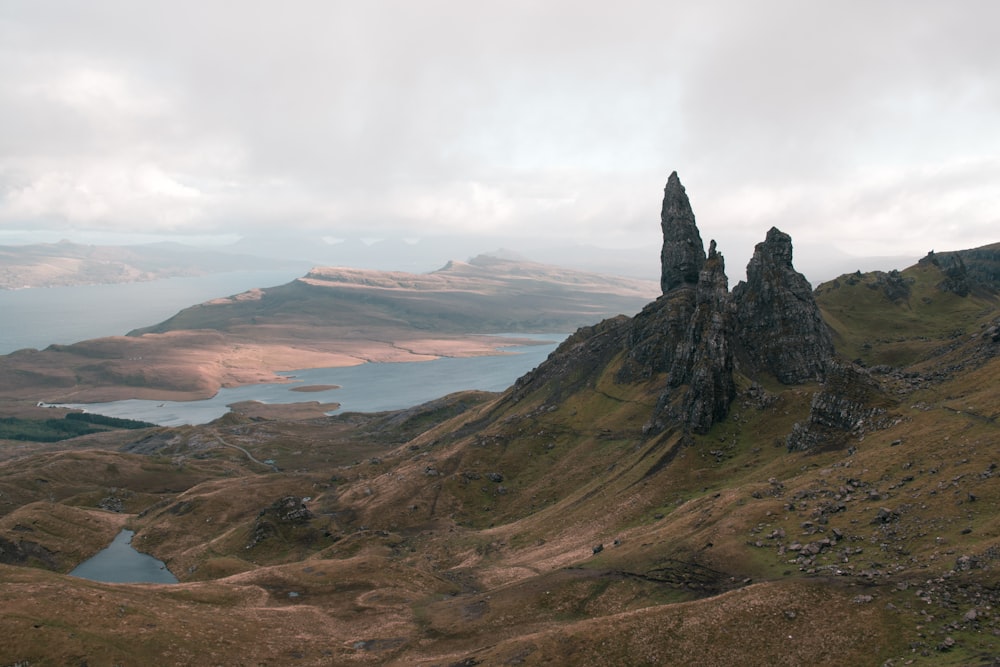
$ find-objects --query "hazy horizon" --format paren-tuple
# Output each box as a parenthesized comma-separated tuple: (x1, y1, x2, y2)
(1, 1, 998, 279)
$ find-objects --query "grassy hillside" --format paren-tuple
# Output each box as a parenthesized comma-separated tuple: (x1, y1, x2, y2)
(0, 253, 998, 665)
(816, 260, 999, 366)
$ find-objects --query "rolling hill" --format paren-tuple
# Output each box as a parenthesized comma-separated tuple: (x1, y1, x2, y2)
(0, 255, 658, 403)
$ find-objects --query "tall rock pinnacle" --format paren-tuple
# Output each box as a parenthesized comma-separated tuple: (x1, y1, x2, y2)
(668, 240, 736, 433)
(660, 171, 706, 294)
(733, 227, 834, 384)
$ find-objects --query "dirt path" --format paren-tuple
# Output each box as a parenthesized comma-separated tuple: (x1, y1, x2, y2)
(211, 432, 279, 472)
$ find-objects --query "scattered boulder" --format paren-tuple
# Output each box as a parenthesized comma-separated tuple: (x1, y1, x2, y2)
(872, 507, 898, 524)
(246, 496, 316, 550)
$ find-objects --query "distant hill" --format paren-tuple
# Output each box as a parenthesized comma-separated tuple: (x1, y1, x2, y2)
(0, 240, 306, 289)
(0, 255, 658, 402)
(132, 254, 659, 337)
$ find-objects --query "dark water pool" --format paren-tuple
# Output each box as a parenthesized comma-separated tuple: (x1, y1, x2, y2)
(69, 529, 178, 584)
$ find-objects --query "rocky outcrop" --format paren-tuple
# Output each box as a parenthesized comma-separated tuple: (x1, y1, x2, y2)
(246, 496, 317, 550)
(786, 362, 893, 451)
(665, 241, 736, 433)
(871, 270, 912, 302)
(618, 175, 733, 434)
(733, 227, 834, 384)
(619, 177, 838, 435)
(659, 171, 706, 294)
(920, 251, 972, 297)
(615, 292, 698, 385)
(523, 173, 844, 438)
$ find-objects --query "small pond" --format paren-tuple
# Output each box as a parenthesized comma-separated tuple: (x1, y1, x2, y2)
(69, 529, 178, 584)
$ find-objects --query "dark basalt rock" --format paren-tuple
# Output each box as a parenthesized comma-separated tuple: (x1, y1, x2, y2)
(665, 241, 736, 434)
(733, 227, 834, 384)
(870, 270, 912, 302)
(618, 172, 716, 429)
(922, 251, 972, 297)
(786, 361, 893, 452)
(519, 172, 845, 438)
(0, 535, 58, 568)
(246, 496, 317, 550)
(615, 290, 698, 385)
(510, 316, 631, 404)
(660, 171, 706, 294)
(268, 496, 315, 524)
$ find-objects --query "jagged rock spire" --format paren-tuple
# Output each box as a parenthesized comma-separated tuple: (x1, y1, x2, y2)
(660, 171, 706, 294)
(733, 227, 834, 384)
(668, 240, 736, 433)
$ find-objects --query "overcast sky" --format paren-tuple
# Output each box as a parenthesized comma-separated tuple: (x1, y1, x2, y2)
(1, 1, 998, 277)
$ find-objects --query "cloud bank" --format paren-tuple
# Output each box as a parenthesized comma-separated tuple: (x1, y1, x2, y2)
(1, 1, 998, 272)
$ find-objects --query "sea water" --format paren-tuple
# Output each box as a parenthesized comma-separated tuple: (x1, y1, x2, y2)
(61, 334, 567, 426)
(0, 270, 305, 354)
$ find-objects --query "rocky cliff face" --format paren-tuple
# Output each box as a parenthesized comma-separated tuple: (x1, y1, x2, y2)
(733, 227, 835, 384)
(664, 241, 736, 434)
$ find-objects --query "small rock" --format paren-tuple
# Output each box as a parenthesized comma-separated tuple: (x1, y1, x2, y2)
(873, 507, 898, 524)
(937, 636, 955, 651)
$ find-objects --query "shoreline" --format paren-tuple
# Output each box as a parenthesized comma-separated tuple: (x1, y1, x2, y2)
(0, 331, 556, 406)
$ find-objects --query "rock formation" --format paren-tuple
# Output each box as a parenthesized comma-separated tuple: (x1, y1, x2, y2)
(667, 241, 736, 433)
(527, 172, 857, 440)
(920, 251, 972, 297)
(785, 361, 893, 451)
(733, 227, 835, 384)
(659, 171, 706, 294)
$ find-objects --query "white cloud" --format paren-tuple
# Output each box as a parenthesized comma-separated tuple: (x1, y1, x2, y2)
(3, 161, 203, 228)
(0, 0, 997, 267)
